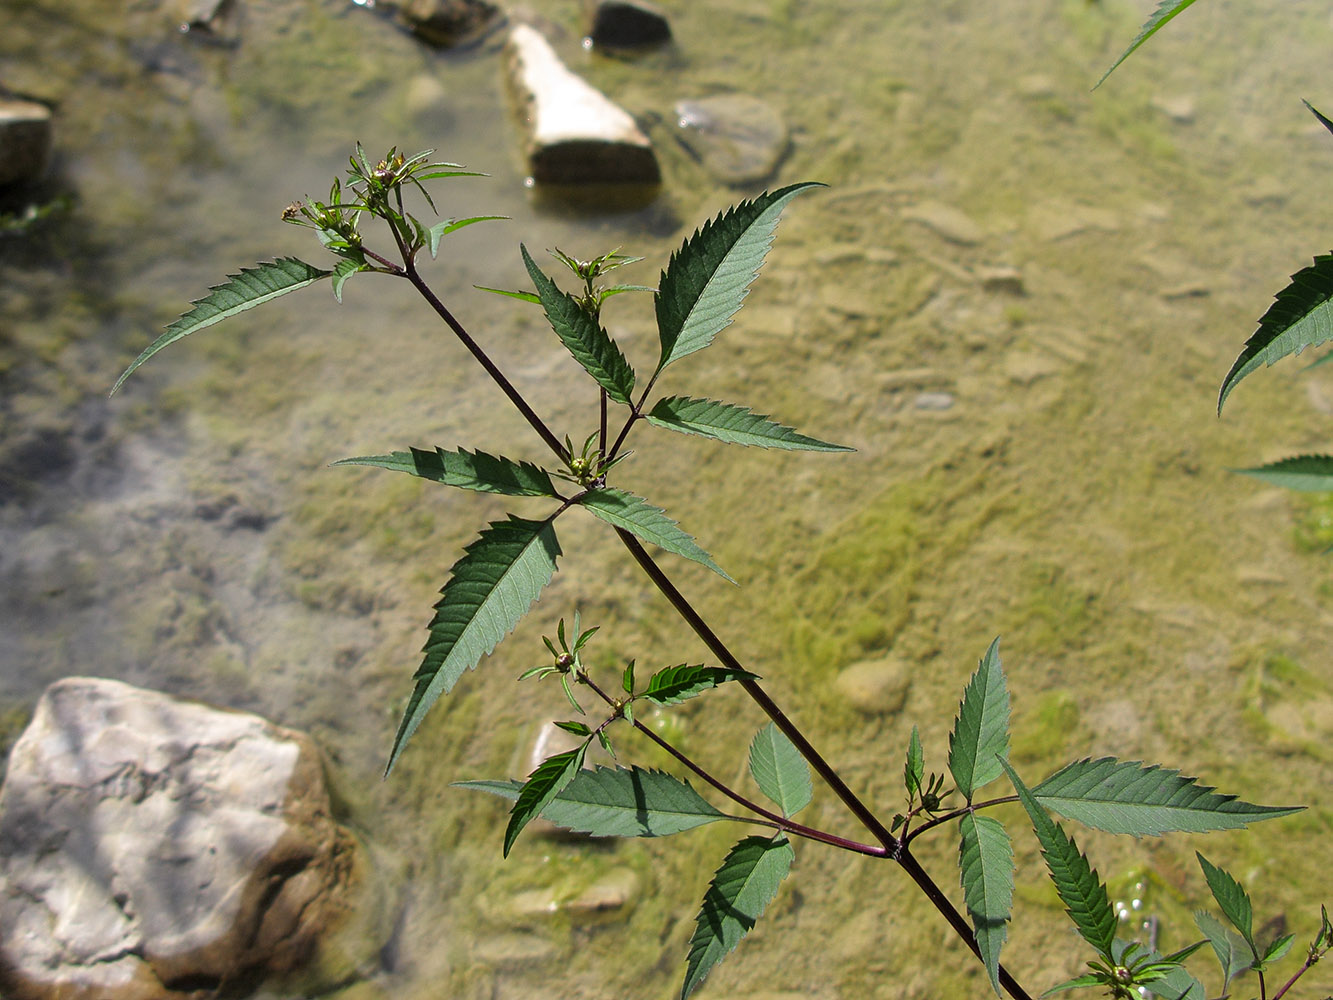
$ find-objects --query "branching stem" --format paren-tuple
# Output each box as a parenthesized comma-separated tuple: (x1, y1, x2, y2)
(904, 795, 1019, 847)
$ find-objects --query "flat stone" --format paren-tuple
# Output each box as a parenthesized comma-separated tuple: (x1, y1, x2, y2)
(564, 867, 640, 921)
(0, 98, 53, 187)
(913, 391, 954, 411)
(977, 265, 1024, 295)
(833, 657, 911, 715)
(1150, 94, 1196, 124)
(177, 0, 240, 43)
(674, 94, 788, 186)
(584, 0, 671, 48)
(401, 0, 503, 47)
(506, 24, 659, 185)
(0, 678, 376, 1000)
(1004, 351, 1061, 385)
(901, 200, 984, 245)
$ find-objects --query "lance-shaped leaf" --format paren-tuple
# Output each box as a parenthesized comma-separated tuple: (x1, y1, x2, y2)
(655, 182, 823, 372)
(428, 216, 506, 259)
(748, 723, 811, 818)
(1196, 853, 1256, 954)
(646, 396, 852, 452)
(1001, 760, 1117, 962)
(455, 765, 726, 837)
(334, 447, 558, 497)
(579, 488, 732, 581)
(503, 742, 587, 856)
(521, 244, 636, 405)
(642, 664, 760, 706)
(1094, 0, 1200, 90)
(682, 835, 794, 1000)
(331, 259, 367, 302)
(1195, 910, 1251, 988)
(1032, 757, 1301, 836)
(387, 515, 561, 774)
(905, 725, 925, 799)
(1219, 253, 1333, 412)
(958, 812, 1014, 997)
(948, 638, 1010, 800)
(111, 257, 330, 394)
(1235, 454, 1333, 492)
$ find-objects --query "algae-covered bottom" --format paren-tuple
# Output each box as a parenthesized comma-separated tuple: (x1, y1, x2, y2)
(2, 0, 1332, 997)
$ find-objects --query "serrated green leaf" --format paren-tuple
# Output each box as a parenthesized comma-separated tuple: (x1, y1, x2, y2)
(642, 664, 759, 706)
(1001, 759, 1117, 962)
(455, 765, 726, 837)
(1219, 253, 1333, 412)
(959, 813, 1014, 997)
(1305, 99, 1333, 139)
(1032, 757, 1302, 835)
(428, 216, 506, 258)
(553, 720, 592, 737)
(111, 257, 330, 394)
(905, 725, 924, 799)
(1040, 973, 1106, 996)
(579, 488, 732, 581)
(748, 723, 811, 818)
(334, 446, 558, 497)
(1196, 853, 1256, 954)
(655, 183, 823, 372)
(1094, 0, 1200, 90)
(521, 244, 636, 404)
(682, 835, 794, 1000)
(622, 660, 636, 695)
(1195, 910, 1250, 987)
(1235, 454, 1333, 492)
(331, 258, 367, 302)
(504, 743, 587, 856)
(387, 515, 561, 774)
(948, 638, 1010, 800)
(646, 396, 853, 452)
(473, 284, 542, 304)
(1263, 933, 1295, 965)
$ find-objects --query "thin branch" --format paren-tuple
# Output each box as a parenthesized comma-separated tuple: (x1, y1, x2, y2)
(904, 795, 1019, 847)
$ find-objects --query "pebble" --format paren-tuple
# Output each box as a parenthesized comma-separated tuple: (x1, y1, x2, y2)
(901, 200, 984, 245)
(584, 0, 671, 48)
(674, 94, 788, 186)
(913, 392, 954, 411)
(833, 656, 911, 714)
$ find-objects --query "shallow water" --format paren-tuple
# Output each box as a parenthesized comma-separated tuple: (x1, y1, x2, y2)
(3, 0, 1333, 997)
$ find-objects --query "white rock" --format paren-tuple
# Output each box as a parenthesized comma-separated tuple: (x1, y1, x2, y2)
(0, 677, 373, 1000)
(505, 24, 659, 184)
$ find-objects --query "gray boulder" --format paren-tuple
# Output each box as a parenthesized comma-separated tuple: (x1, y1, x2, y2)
(505, 24, 660, 185)
(674, 94, 788, 186)
(0, 677, 383, 1000)
(584, 0, 671, 49)
(0, 97, 52, 188)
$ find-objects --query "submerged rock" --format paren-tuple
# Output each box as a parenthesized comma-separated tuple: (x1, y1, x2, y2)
(176, 0, 241, 44)
(0, 97, 53, 188)
(505, 24, 660, 185)
(400, 0, 503, 48)
(834, 656, 911, 715)
(0, 677, 383, 1000)
(674, 94, 788, 186)
(584, 0, 672, 49)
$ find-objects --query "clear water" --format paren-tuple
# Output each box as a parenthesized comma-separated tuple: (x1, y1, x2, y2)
(3, 0, 1333, 997)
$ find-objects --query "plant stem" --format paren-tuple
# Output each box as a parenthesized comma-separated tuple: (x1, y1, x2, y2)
(403, 261, 569, 462)
(904, 795, 1019, 847)
(1271, 956, 1315, 1000)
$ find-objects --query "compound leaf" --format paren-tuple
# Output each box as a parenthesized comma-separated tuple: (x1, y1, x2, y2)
(334, 446, 558, 497)
(1032, 757, 1301, 836)
(647, 396, 852, 452)
(682, 835, 794, 1000)
(1219, 253, 1333, 412)
(456, 765, 726, 837)
(1094, 0, 1201, 90)
(948, 638, 1010, 800)
(1002, 760, 1117, 962)
(387, 514, 561, 774)
(579, 488, 731, 581)
(748, 723, 811, 818)
(112, 257, 330, 394)
(959, 812, 1014, 996)
(522, 244, 636, 405)
(503, 743, 587, 856)
(642, 664, 760, 706)
(1235, 454, 1333, 492)
(656, 183, 823, 372)
(1196, 853, 1256, 954)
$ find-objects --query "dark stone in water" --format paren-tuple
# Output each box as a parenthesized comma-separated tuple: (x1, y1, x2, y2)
(674, 94, 788, 186)
(584, 0, 671, 49)
(401, 0, 504, 48)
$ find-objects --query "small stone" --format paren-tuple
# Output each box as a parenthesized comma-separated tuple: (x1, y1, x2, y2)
(833, 657, 911, 715)
(506, 24, 659, 185)
(584, 0, 671, 48)
(913, 391, 954, 411)
(674, 94, 788, 186)
(177, 0, 240, 43)
(401, 0, 503, 48)
(901, 200, 984, 246)
(0, 98, 53, 187)
(474, 932, 558, 969)
(404, 73, 449, 118)
(1016, 74, 1056, 98)
(564, 867, 640, 921)
(1004, 351, 1061, 385)
(1150, 94, 1196, 124)
(977, 265, 1024, 295)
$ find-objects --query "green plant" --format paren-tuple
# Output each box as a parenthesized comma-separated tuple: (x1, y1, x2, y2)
(112, 146, 1328, 999)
